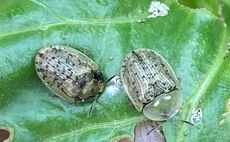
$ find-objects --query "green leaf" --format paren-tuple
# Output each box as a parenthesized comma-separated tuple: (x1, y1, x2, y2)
(222, 0, 230, 30)
(178, 0, 219, 16)
(0, 0, 229, 141)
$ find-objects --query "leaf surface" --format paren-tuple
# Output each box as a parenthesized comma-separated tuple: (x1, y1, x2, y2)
(0, 0, 229, 141)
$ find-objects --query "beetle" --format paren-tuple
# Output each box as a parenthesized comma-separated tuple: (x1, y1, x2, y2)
(120, 48, 183, 121)
(35, 45, 104, 103)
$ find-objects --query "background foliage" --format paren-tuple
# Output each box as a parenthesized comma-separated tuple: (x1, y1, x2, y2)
(0, 0, 230, 141)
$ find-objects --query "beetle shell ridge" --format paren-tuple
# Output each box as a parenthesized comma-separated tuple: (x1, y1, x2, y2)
(35, 45, 104, 103)
(121, 48, 183, 121)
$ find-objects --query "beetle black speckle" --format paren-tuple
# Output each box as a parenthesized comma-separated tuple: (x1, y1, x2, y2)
(35, 45, 104, 103)
(121, 48, 183, 121)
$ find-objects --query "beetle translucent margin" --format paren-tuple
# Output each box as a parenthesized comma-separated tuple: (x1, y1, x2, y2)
(121, 48, 183, 121)
(35, 45, 104, 103)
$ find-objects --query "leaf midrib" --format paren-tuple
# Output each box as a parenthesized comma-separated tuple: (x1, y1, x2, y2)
(0, 0, 147, 39)
(44, 116, 142, 141)
(176, 26, 228, 141)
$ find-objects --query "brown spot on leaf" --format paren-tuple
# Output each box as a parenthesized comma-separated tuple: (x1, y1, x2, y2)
(0, 126, 13, 142)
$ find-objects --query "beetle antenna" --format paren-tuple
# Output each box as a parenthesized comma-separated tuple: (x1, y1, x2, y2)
(106, 74, 118, 83)
(147, 119, 194, 135)
(177, 120, 195, 126)
(169, 118, 195, 126)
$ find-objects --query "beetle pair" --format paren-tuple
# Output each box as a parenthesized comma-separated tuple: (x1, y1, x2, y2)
(35, 45, 182, 121)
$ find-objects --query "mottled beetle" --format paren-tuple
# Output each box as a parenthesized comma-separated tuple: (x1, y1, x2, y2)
(121, 48, 183, 121)
(35, 45, 104, 103)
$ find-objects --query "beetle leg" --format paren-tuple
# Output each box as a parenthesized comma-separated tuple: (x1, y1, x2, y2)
(87, 94, 100, 118)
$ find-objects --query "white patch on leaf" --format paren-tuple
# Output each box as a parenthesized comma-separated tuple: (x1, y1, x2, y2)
(190, 108, 203, 125)
(148, 1, 170, 18)
(106, 75, 124, 97)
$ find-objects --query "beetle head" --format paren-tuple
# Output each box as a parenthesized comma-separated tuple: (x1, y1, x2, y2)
(93, 71, 104, 82)
(93, 70, 104, 93)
